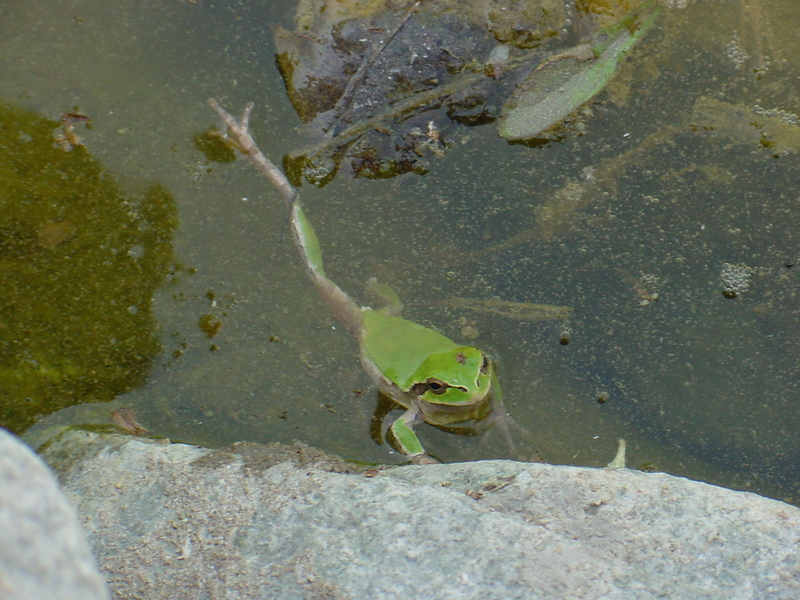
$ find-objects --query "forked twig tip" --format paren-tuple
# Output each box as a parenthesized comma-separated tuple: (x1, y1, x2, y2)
(206, 98, 297, 207)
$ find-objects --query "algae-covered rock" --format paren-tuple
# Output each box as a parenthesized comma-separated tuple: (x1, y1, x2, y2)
(276, 0, 570, 185)
(275, 0, 662, 185)
(279, 0, 565, 125)
(484, 0, 566, 48)
(0, 101, 177, 433)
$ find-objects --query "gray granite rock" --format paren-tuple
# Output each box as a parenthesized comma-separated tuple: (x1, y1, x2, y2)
(42, 430, 800, 600)
(0, 428, 109, 600)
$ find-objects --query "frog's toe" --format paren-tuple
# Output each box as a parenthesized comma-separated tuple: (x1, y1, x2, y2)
(410, 453, 440, 465)
(511, 447, 545, 463)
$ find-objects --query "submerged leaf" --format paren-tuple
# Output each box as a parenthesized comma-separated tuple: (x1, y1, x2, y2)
(498, 0, 662, 141)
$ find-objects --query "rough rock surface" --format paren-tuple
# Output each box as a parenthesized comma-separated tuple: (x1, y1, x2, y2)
(0, 428, 109, 600)
(42, 430, 800, 600)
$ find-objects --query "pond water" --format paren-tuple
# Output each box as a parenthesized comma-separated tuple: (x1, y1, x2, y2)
(2, 0, 799, 504)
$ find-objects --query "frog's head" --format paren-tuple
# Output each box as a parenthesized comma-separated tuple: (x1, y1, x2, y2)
(409, 346, 494, 407)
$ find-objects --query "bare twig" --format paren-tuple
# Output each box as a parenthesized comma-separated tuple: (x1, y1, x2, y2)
(207, 98, 297, 207)
(207, 98, 365, 335)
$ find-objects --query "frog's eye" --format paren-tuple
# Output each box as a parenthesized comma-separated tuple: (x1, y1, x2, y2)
(480, 355, 490, 374)
(426, 378, 448, 395)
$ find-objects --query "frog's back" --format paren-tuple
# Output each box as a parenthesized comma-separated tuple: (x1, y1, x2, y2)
(361, 309, 459, 388)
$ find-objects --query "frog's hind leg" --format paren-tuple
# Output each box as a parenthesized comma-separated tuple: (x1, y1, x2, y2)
(369, 392, 402, 447)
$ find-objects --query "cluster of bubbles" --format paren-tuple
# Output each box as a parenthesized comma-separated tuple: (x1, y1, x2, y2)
(720, 262, 753, 299)
(303, 156, 337, 187)
(724, 35, 750, 69)
(752, 104, 799, 127)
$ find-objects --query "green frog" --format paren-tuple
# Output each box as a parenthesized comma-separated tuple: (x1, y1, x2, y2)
(209, 99, 520, 463)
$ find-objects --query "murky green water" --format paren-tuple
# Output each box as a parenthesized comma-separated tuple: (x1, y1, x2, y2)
(2, 0, 799, 503)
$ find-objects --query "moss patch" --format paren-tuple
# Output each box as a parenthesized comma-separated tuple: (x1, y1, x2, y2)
(0, 100, 177, 433)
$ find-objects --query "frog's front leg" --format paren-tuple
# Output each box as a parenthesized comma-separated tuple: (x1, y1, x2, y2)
(388, 405, 440, 464)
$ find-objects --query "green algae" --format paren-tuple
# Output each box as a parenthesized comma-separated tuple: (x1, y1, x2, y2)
(0, 101, 177, 433)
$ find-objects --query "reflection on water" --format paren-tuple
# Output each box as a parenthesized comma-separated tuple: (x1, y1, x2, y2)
(2, 0, 799, 504)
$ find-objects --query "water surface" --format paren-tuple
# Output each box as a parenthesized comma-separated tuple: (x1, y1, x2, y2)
(2, 0, 799, 503)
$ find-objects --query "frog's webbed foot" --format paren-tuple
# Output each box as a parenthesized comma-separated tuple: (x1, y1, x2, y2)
(410, 453, 440, 465)
(491, 403, 529, 446)
(485, 368, 543, 461)
(490, 404, 544, 462)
